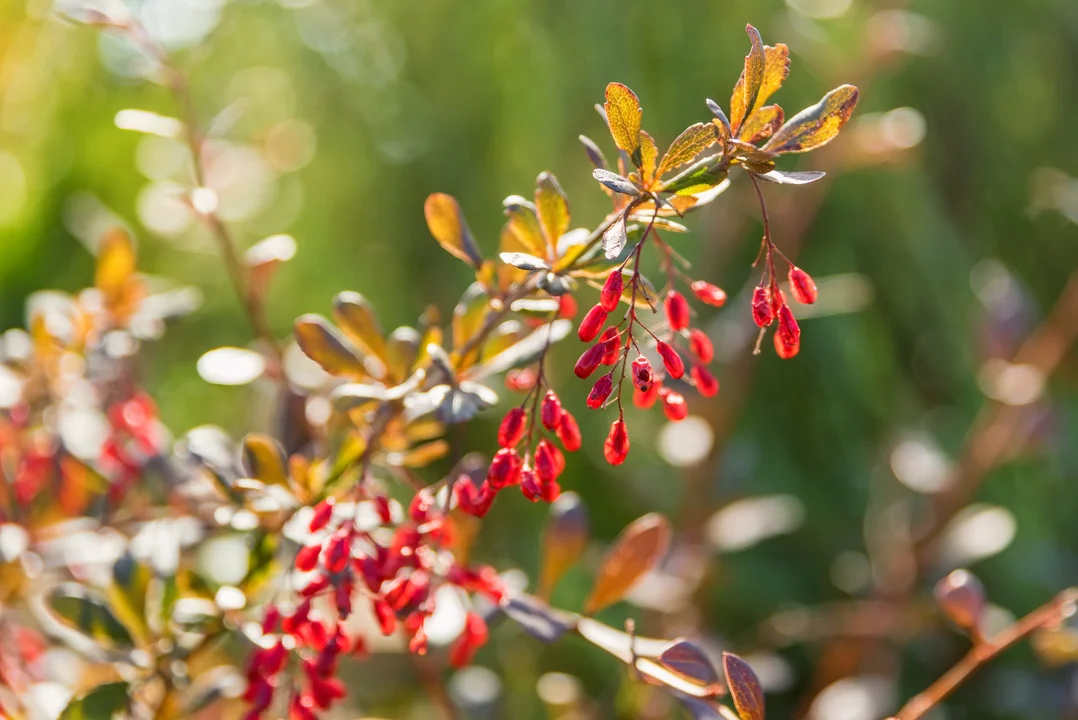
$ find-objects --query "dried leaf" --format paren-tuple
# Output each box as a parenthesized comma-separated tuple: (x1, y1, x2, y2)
(604, 82, 643, 155)
(592, 169, 640, 196)
(332, 291, 387, 362)
(763, 85, 860, 155)
(294, 314, 368, 377)
(730, 25, 766, 134)
(657, 123, 719, 178)
(502, 196, 547, 257)
(579, 134, 609, 170)
(241, 433, 289, 487)
(723, 652, 765, 720)
(60, 681, 129, 720)
(539, 492, 589, 600)
(500, 252, 550, 272)
(424, 193, 483, 268)
(754, 169, 826, 185)
(738, 105, 784, 144)
(584, 513, 671, 614)
(602, 218, 628, 260)
(502, 594, 578, 643)
(535, 172, 570, 249)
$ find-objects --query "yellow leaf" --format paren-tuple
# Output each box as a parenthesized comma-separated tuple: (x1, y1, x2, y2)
(738, 105, 784, 144)
(424, 193, 483, 268)
(584, 513, 670, 614)
(497, 225, 528, 289)
(399, 439, 450, 468)
(503, 199, 547, 257)
(638, 130, 658, 185)
(294, 314, 369, 377)
(333, 292, 388, 363)
(729, 24, 766, 134)
(656, 123, 719, 178)
(534, 172, 570, 251)
(94, 227, 140, 316)
(755, 43, 790, 113)
(604, 82, 642, 155)
(242, 433, 290, 487)
(763, 84, 860, 154)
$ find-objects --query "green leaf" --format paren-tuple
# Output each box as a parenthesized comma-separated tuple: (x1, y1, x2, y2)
(294, 314, 369, 377)
(729, 24, 766, 134)
(535, 172, 570, 249)
(762, 84, 860, 155)
(584, 513, 670, 614)
(424, 193, 483, 268)
(604, 82, 642, 155)
(48, 584, 136, 649)
(723, 652, 765, 720)
(60, 681, 130, 720)
(657, 123, 719, 178)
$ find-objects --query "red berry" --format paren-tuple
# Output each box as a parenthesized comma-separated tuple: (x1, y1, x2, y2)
(534, 439, 561, 483)
(373, 495, 392, 524)
(633, 380, 661, 409)
(777, 304, 800, 345)
(540, 391, 562, 430)
(664, 290, 690, 331)
(691, 280, 727, 307)
(408, 488, 436, 523)
(691, 365, 719, 397)
(449, 612, 489, 669)
(324, 529, 350, 574)
(631, 356, 653, 392)
(556, 409, 581, 452)
(769, 286, 786, 317)
(558, 293, 578, 319)
(505, 367, 537, 392)
(600, 270, 624, 312)
(261, 606, 281, 635)
(308, 498, 335, 532)
(599, 327, 621, 365)
(497, 407, 527, 448)
(587, 374, 614, 409)
(540, 478, 561, 502)
(296, 544, 321, 572)
(487, 448, 522, 488)
(774, 329, 799, 358)
(578, 304, 608, 342)
(604, 416, 630, 465)
(574, 343, 605, 378)
(752, 286, 774, 327)
(373, 599, 396, 636)
(656, 341, 685, 379)
(689, 328, 713, 364)
(661, 389, 688, 421)
(520, 468, 542, 502)
(789, 266, 817, 304)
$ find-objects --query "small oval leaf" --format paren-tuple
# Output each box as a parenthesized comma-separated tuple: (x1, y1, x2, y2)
(539, 492, 590, 600)
(499, 252, 550, 272)
(754, 170, 826, 185)
(241, 433, 289, 487)
(332, 291, 387, 362)
(584, 513, 671, 614)
(592, 169, 640, 196)
(604, 82, 643, 156)
(535, 172, 571, 249)
(294, 314, 368, 377)
(723, 652, 765, 720)
(762, 84, 860, 155)
(424, 193, 483, 268)
(602, 218, 628, 260)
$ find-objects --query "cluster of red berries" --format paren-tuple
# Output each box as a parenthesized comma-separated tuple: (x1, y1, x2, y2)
(244, 493, 505, 719)
(462, 390, 582, 513)
(753, 266, 817, 358)
(574, 269, 727, 465)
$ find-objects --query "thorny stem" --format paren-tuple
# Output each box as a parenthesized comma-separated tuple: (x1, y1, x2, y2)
(893, 588, 1078, 720)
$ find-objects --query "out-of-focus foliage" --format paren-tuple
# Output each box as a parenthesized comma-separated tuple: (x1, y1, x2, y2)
(1, 0, 1078, 719)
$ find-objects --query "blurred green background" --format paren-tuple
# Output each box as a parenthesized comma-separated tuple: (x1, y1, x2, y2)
(3, 0, 1078, 717)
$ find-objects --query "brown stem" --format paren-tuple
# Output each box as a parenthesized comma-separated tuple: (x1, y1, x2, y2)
(893, 588, 1078, 720)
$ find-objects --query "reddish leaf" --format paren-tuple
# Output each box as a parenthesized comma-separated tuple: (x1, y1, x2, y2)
(723, 652, 765, 720)
(538, 492, 590, 599)
(584, 513, 671, 613)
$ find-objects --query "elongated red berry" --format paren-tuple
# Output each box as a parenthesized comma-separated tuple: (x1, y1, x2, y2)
(556, 409, 581, 452)
(497, 407, 526, 448)
(587, 374, 614, 409)
(774, 330, 799, 358)
(661, 389, 688, 421)
(656, 341, 684, 379)
(631, 356, 653, 392)
(449, 612, 489, 669)
(689, 328, 713, 364)
(691, 365, 719, 397)
(600, 270, 624, 312)
(664, 290, 690, 331)
(574, 343, 605, 378)
(789, 266, 817, 304)
(633, 380, 661, 408)
(578, 304, 608, 342)
(520, 468, 541, 502)
(599, 327, 620, 365)
(324, 529, 350, 573)
(558, 293, 578, 319)
(770, 287, 786, 317)
(534, 439, 561, 483)
(296, 544, 321, 572)
(778, 304, 800, 346)
(309, 497, 335, 532)
(540, 391, 562, 430)
(691, 280, 727, 307)
(604, 416, 630, 465)
(752, 286, 773, 327)
(487, 448, 522, 488)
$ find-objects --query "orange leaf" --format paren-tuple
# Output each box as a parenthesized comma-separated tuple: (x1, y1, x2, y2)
(424, 193, 483, 268)
(738, 105, 784, 144)
(604, 82, 643, 156)
(729, 25, 765, 134)
(753, 44, 790, 117)
(723, 652, 765, 720)
(584, 513, 670, 614)
(94, 227, 138, 315)
(638, 130, 659, 185)
(657, 123, 719, 178)
(539, 492, 589, 600)
(762, 84, 860, 155)
(333, 292, 388, 363)
(294, 314, 369, 378)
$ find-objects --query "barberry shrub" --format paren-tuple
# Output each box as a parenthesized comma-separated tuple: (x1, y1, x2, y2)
(0, 13, 870, 720)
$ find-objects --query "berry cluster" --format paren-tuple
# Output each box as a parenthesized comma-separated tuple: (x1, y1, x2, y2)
(244, 493, 505, 719)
